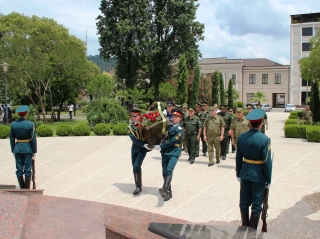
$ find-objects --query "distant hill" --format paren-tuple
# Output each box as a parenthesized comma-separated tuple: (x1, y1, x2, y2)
(87, 55, 116, 73)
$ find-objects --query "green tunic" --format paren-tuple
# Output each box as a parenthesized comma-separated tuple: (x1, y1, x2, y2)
(183, 116, 202, 163)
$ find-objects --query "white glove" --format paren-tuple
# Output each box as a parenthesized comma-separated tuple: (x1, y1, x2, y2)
(267, 183, 271, 188)
(154, 145, 161, 150)
(237, 177, 241, 182)
(143, 144, 152, 150)
(12, 153, 15, 158)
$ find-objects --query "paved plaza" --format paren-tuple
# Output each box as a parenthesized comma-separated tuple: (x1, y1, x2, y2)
(1, 110, 320, 236)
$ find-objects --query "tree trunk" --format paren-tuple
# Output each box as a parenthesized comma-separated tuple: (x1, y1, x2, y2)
(312, 81, 319, 123)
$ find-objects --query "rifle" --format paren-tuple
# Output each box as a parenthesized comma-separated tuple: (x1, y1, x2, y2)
(32, 155, 36, 189)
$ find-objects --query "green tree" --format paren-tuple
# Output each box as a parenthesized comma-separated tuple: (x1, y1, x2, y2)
(176, 54, 188, 105)
(159, 82, 176, 102)
(86, 73, 114, 101)
(219, 73, 226, 105)
(227, 79, 233, 109)
(96, 0, 204, 100)
(189, 65, 200, 107)
(251, 91, 268, 104)
(211, 71, 220, 106)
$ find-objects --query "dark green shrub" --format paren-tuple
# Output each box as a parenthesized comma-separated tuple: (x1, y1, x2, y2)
(285, 119, 298, 125)
(236, 102, 244, 107)
(37, 125, 53, 137)
(306, 126, 320, 142)
(297, 110, 304, 117)
(82, 105, 88, 113)
(93, 123, 111, 136)
(284, 125, 308, 138)
(56, 124, 73, 136)
(314, 122, 320, 126)
(113, 123, 128, 135)
(290, 111, 298, 115)
(73, 124, 91, 136)
(288, 115, 298, 119)
(0, 125, 10, 139)
(11, 113, 19, 121)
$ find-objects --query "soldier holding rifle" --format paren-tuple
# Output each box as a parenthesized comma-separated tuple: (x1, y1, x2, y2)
(236, 108, 272, 230)
(10, 105, 37, 189)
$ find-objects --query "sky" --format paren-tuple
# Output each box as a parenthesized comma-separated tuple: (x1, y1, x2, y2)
(1, 0, 319, 65)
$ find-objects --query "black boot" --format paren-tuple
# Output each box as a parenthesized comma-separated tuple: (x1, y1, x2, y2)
(133, 173, 142, 195)
(249, 213, 260, 229)
(164, 185, 172, 201)
(240, 211, 249, 227)
(159, 176, 172, 199)
(24, 177, 31, 189)
(17, 176, 25, 189)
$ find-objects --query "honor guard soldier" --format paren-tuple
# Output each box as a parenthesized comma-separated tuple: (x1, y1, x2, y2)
(166, 101, 175, 123)
(153, 108, 184, 201)
(183, 107, 202, 164)
(128, 109, 151, 196)
(218, 104, 233, 160)
(10, 105, 37, 189)
(256, 104, 269, 134)
(230, 108, 251, 149)
(203, 107, 225, 166)
(236, 108, 272, 229)
(195, 102, 207, 156)
(228, 108, 236, 153)
(181, 103, 189, 153)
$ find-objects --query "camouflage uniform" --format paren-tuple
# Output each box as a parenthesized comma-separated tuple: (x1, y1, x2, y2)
(231, 116, 251, 148)
(196, 111, 208, 156)
(204, 114, 225, 164)
(261, 113, 268, 134)
(181, 106, 189, 152)
(218, 110, 233, 159)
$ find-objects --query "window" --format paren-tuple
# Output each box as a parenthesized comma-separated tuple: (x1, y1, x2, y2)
(246, 93, 254, 104)
(301, 79, 308, 86)
(262, 74, 268, 84)
(275, 74, 281, 84)
(232, 74, 236, 84)
(302, 42, 311, 51)
(302, 27, 313, 36)
(249, 74, 256, 84)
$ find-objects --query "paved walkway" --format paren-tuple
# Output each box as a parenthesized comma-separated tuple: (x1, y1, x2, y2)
(1, 110, 320, 229)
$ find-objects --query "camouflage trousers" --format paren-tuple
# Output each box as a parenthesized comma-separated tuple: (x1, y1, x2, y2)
(207, 136, 221, 164)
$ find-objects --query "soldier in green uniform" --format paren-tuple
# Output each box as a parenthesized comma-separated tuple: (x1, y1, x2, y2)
(128, 109, 152, 196)
(181, 103, 189, 153)
(218, 104, 233, 160)
(236, 108, 272, 229)
(203, 107, 225, 166)
(195, 103, 207, 157)
(153, 108, 184, 201)
(228, 108, 236, 153)
(246, 104, 254, 113)
(303, 105, 313, 125)
(10, 105, 37, 189)
(231, 108, 251, 149)
(183, 107, 202, 164)
(256, 104, 269, 134)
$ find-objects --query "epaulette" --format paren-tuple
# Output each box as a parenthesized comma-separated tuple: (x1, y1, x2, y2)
(177, 126, 183, 130)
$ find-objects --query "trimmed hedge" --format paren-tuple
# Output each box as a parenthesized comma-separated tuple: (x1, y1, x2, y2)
(113, 123, 128, 135)
(12, 113, 19, 121)
(297, 110, 304, 117)
(73, 124, 91, 136)
(284, 125, 308, 138)
(56, 124, 73, 136)
(290, 111, 298, 115)
(285, 119, 298, 125)
(288, 115, 298, 119)
(0, 125, 10, 139)
(37, 125, 53, 137)
(93, 123, 111, 136)
(306, 126, 320, 142)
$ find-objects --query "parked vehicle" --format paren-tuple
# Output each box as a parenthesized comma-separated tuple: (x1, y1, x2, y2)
(261, 104, 272, 112)
(285, 104, 296, 112)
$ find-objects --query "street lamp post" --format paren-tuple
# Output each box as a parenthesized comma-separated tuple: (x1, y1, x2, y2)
(1, 62, 10, 126)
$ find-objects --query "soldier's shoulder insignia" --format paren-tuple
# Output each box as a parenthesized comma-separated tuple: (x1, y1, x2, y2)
(178, 126, 182, 130)
(175, 132, 182, 140)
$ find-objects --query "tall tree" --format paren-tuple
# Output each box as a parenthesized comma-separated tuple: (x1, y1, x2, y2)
(211, 71, 220, 106)
(251, 91, 268, 104)
(97, 0, 204, 100)
(219, 73, 226, 105)
(176, 54, 188, 105)
(227, 79, 233, 109)
(189, 65, 200, 107)
(86, 73, 115, 101)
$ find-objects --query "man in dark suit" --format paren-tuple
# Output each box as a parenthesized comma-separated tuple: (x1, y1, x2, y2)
(236, 108, 272, 229)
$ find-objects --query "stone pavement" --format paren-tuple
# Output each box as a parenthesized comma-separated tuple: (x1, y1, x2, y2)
(1, 110, 320, 238)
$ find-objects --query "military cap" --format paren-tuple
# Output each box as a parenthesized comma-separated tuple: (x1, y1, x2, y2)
(210, 106, 218, 111)
(188, 107, 196, 112)
(256, 104, 262, 108)
(246, 104, 255, 109)
(172, 108, 184, 118)
(246, 108, 265, 122)
(175, 104, 181, 108)
(236, 108, 243, 112)
(167, 101, 175, 106)
(201, 101, 208, 105)
(129, 109, 141, 116)
(220, 104, 228, 109)
(182, 103, 188, 107)
(196, 102, 202, 107)
(16, 105, 29, 114)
